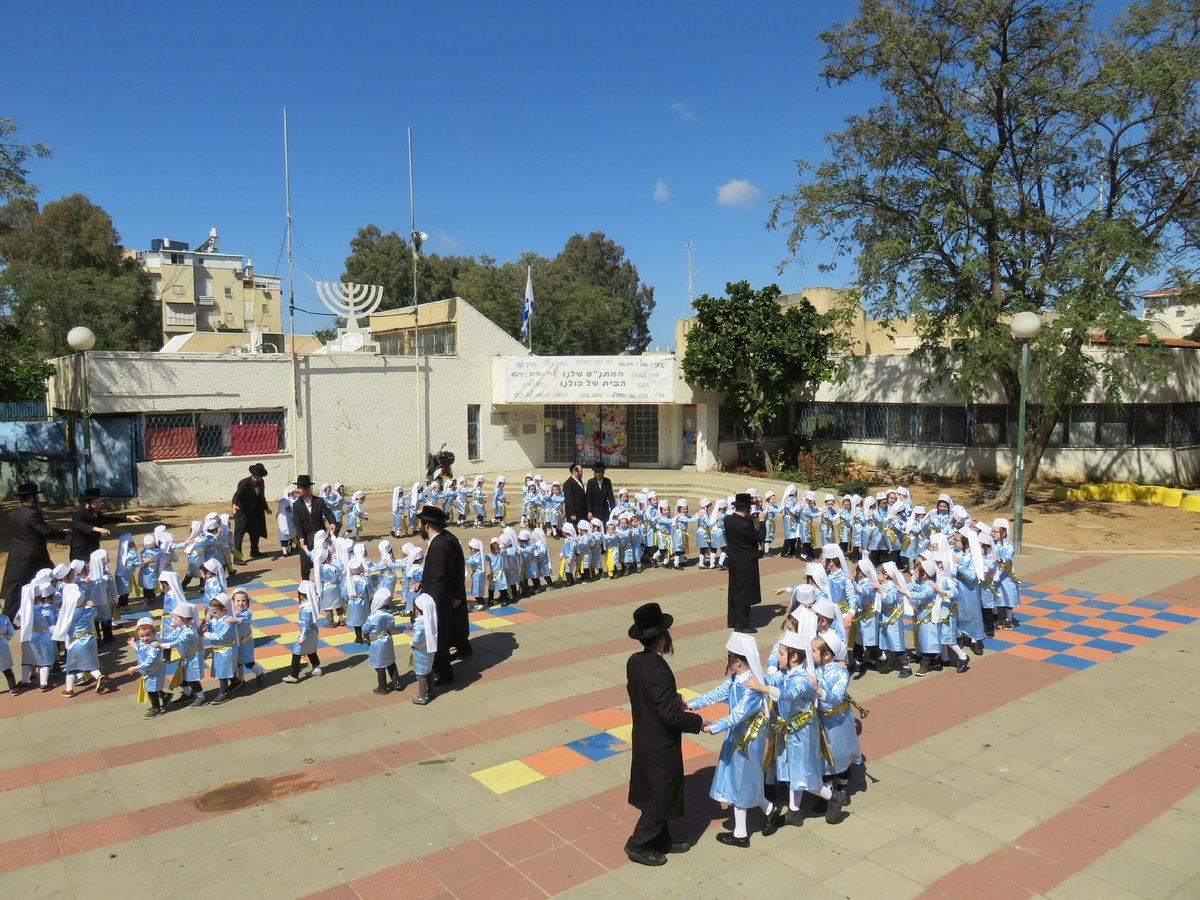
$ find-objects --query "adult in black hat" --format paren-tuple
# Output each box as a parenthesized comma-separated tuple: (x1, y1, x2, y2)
(724, 492, 762, 632)
(417, 504, 470, 683)
(231, 463, 270, 559)
(624, 602, 704, 867)
(291, 475, 337, 579)
(2, 484, 69, 620)
(585, 460, 615, 523)
(69, 487, 143, 563)
(563, 463, 587, 526)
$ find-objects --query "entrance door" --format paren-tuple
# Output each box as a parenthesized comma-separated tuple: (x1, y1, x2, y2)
(78, 415, 137, 496)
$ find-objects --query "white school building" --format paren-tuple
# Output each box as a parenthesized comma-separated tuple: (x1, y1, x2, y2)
(44, 296, 1200, 504)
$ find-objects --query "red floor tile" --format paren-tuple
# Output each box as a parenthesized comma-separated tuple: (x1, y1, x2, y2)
(352, 859, 445, 900)
(453, 865, 545, 899)
(482, 819, 566, 865)
(538, 800, 618, 843)
(0, 831, 60, 875)
(420, 727, 478, 756)
(97, 740, 162, 770)
(419, 839, 508, 890)
(128, 798, 208, 836)
(55, 813, 137, 856)
(158, 727, 222, 755)
(515, 844, 606, 895)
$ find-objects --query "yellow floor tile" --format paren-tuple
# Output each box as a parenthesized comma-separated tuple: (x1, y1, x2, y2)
(321, 632, 357, 646)
(678, 688, 700, 702)
(606, 724, 634, 744)
(260, 655, 292, 672)
(473, 616, 512, 630)
(471, 760, 546, 795)
(265, 579, 298, 587)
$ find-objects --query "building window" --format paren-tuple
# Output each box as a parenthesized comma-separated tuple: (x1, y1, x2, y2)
(196, 278, 213, 300)
(377, 323, 458, 356)
(627, 406, 659, 464)
(970, 405, 1007, 447)
(224, 286, 233, 299)
(164, 303, 196, 329)
(141, 410, 285, 460)
(467, 405, 480, 459)
(544, 404, 575, 464)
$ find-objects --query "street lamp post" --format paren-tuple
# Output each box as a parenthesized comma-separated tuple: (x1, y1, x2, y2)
(67, 326, 97, 491)
(411, 230, 427, 481)
(1009, 312, 1042, 555)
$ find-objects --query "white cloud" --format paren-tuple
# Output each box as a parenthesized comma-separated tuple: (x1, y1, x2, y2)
(435, 229, 461, 250)
(653, 179, 670, 203)
(716, 179, 762, 209)
(671, 101, 697, 122)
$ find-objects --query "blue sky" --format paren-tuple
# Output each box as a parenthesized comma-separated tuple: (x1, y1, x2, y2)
(3, 1, 875, 347)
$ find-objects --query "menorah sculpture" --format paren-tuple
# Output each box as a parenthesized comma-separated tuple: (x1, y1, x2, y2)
(315, 281, 385, 335)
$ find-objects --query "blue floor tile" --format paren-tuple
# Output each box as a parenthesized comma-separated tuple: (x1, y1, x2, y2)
(1034, 600, 1068, 610)
(1083, 638, 1134, 653)
(1016, 624, 1051, 636)
(1120, 624, 1166, 638)
(1129, 598, 1170, 611)
(1063, 624, 1109, 637)
(1062, 588, 1099, 598)
(1021, 589, 1050, 598)
(565, 732, 630, 761)
(253, 615, 290, 627)
(1025, 637, 1074, 652)
(1049, 612, 1087, 623)
(1042, 653, 1095, 670)
(1156, 611, 1198, 625)
(1098, 611, 1141, 624)
(1077, 598, 1119, 609)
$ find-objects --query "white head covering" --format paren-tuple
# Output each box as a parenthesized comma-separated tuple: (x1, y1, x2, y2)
(976, 530, 995, 547)
(88, 548, 107, 581)
(51, 582, 82, 640)
(862, 496, 876, 515)
(69, 559, 86, 575)
(882, 561, 908, 594)
(298, 580, 321, 621)
(780, 630, 808, 652)
(805, 562, 829, 594)
(474, 474, 485, 486)
(136, 616, 154, 628)
(803, 490, 816, 502)
(819, 630, 845, 660)
(783, 484, 797, 500)
(724, 631, 764, 683)
(676, 498, 688, 509)
(812, 598, 839, 621)
(497, 474, 506, 484)
(992, 517, 1010, 533)
(349, 556, 367, 574)
(561, 521, 577, 538)
(920, 559, 938, 578)
(414, 592, 438, 653)
(468, 538, 483, 552)
(157, 571, 186, 610)
(532, 527, 546, 546)
(407, 545, 424, 563)
(959, 526, 986, 580)
(789, 584, 816, 608)
(518, 529, 531, 541)
(142, 533, 157, 549)
(747, 487, 758, 498)
(792, 606, 819, 675)
(370, 586, 391, 614)
(951, 504, 969, 523)
(378, 539, 394, 564)
(209, 592, 230, 611)
(18, 582, 36, 642)
(352, 489, 365, 502)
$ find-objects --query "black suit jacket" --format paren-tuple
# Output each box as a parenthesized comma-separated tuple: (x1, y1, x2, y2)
(69, 507, 125, 562)
(291, 495, 336, 548)
(422, 529, 466, 611)
(586, 476, 615, 522)
(563, 476, 587, 523)
(724, 512, 762, 608)
(626, 649, 703, 818)
(2, 504, 67, 616)
(231, 477, 269, 538)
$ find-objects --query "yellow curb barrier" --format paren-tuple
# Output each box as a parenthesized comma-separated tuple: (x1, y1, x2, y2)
(1058, 482, 1197, 511)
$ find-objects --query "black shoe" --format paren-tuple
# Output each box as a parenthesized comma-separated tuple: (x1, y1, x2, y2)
(372, 686, 389, 695)
(761, 805, 787, 837)
(625, 847, 668, 867)
(956, 658, 970, 673)
(210, 693, 228, 705)
(716, 832, 750, 849)
(784, 809, 804, 827)
(665, 841, 691, 854)
(825, 789, 848, 824)
(189, 695, 209, 708)
(143, 708, 162, 719)
(970, 640, 984, 656)
(898, 666, 913, 678)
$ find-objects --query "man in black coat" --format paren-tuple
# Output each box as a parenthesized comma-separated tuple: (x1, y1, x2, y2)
(724, 492, 762, 632)
(418, 504, 469, 685)
(585, 461, 616, 523)
(291, 475, 337, 579)
(625, 602, 704, 867)
(69, 487, 142, 563)
(562, 464, 587, 526)
(231, 463, 270, 559)
(2, 483, 68, 620)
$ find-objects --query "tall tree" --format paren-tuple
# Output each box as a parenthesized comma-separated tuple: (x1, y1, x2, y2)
(557, 232, 656, 352)
(770, 0, 1200, 506)
(0, 194, 158, 356)
(0, 116, 50, 204)
(341, 225, 463, 311)
(681, 282, 844, 476)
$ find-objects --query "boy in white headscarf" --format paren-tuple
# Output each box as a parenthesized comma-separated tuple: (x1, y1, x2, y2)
(87, 548, 117, 643)
(410, 593, 437, 705)
(54, 583, 106, 697)
(364, 587, 401, 694)
(283, 581, 322, 683)
(277, 484, 298, 556)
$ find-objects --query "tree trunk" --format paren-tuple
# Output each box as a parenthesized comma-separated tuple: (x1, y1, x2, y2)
(989, 407, 1059, 511)
(753, 424, 775, 478)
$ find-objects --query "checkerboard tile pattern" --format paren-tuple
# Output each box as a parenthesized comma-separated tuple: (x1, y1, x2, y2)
(117, 579, 540, 686)
(989, 583, 1200, 669)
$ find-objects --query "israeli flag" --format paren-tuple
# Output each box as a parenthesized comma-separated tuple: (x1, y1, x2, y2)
(520, 266, 534, 343)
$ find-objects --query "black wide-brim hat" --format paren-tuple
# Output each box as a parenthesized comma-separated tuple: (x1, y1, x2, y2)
(16, 482, 39, 498)
(249, 463, 268, 477)
(733, 492, 753, 508)
(295, 475, 314, 487)
(592, 462, 606, 471)
(82, 487, 103, 500)
(418, 504, 448, 527)
(628, 602, 673, 641)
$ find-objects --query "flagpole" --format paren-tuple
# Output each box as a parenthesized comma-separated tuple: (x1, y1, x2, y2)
(527, 265, 532, 354)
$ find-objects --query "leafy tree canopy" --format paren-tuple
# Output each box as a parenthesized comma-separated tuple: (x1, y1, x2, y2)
(0, 116, 50, 205)
(0, 194, 159, 358)
(681, 281, 845, 474)
(340, 229, 655, 354)
(770, 0, 1200, 502)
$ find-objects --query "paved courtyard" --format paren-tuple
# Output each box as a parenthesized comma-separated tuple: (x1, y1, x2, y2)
(1, 483, 1198, 899)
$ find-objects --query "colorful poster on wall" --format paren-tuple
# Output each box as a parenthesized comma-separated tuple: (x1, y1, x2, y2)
(575, 405, 601, 466)
(601, 404, 627, 467)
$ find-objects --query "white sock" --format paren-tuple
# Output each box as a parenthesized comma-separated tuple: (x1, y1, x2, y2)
(65, 674, 76, 692)
(674, 553, 683, 567)
(807, 784, 833, 801)
(760, 798, 774, 816)
(733, 807, 749, 839)
(39, 666, 49, 687)
(719, 552, 727, 566)
(90, 670, 101, 680)
(253, 662, 265, 675)
(950, 644, 968, 661)
(789, 789, 801, 812)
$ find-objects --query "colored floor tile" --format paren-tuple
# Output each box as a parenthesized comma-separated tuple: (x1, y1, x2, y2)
(1097, 611, 1142, 624)
(1082, 638, 1135, 653)
(605, 724, 633, 744)
(564, 733, 630, 762)
(578, 708, 632, 730)
(1041, 653, 1096, 670)
(1062, 588, 1099, 598)
(1129, 597, 1171, 611)
(1121, 624, 1167, 638)
(1063, 624, 1109, 637)
(473, 617, 514, 630)
(1157, 611, 1199, 624)
(522, 746, 591, 779)
(1025, 637, 1074, 652)
(472, 760, 546, 794)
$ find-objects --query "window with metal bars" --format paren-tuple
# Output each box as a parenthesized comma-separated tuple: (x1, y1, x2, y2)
(626, 406, 659, 464)
(141, 410, 285, 460)
(543, 404, 575, 464)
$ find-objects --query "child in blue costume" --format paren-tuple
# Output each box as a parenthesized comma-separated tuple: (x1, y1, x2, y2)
(114, 533, 137, 609)
(901, 506, 930, 571)
(200, 558, 227, 606)
(283, 582, 322, 683)
(231, 590, 266, 687)
(650, 502, 671, 567)
(364, 588, 401, 694)
(951, 528, 986, 654)
(976, 527, 1001, 639)
(931, 547, 970, 673)
(544, 482, 564, 536)
(557, 524, 577, 586)
(518, 529, 540, 595)
(390, 485, 408, 537)
(345, 557, 371, 644)
(812, 632, 861, 802)
(709, 498, 729, 570)
(695, 499, 714, 568)
(851, 558, 883, 678)
(533, 527, 554, 589)
(410, 593, 437, 705)
(0, 608, 19, 695)
(798, 491, 821, 560)
(688, 632, 773, 848)
(55, 583, 106, 697)
(372, 540, 399, 601)
(877, 562, 912, 677)
(909, 558, 952, 676)
(466, 538, 487, 610)
(989, 517, 1021, 629)
(87, 548, 118, 643)
(486, 536, 513, 604)
(837, 495, 855, 559)
(668, 499, 695, 570)
(456, 479, 471, 526)
(347, 490, 369, 540)
(20, 583, 57, 691)
(138, 534, 163, 609)
(628, 514, 644, 572)
(202, 593, 239, 704)
(780, 485, 800, 558)
(491, 475, 508, 525)
(466, 475, 485, 527)
(927, 493, 954, 536)
(603, 521, 621, 578)
(574, 521, 593, 579)
(820, 494, 838, 546)
(402, 547, 424, 616)
(762, 492, 780, 557)
(157, 600, 207, 707)
(124, 617, 166, 718)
